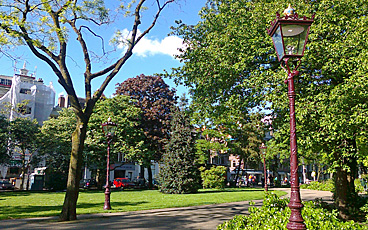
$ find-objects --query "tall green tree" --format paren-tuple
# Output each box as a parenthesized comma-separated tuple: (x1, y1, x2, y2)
(227, 112, 265, 182)
(114, 74, 177, 188)
(8, 118, 41, 190)
(169, 0, 368, 219)
(39, 108, 76, 191)
(0, 0, 177, 220)
(86, 95, 145, 183)
(40, 96, 144, 189)
(0, 116, 10, 164)
(159, 96, 200, 194)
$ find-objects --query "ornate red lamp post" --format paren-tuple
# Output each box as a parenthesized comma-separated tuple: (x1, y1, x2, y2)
(267, 5, 314, 230)
(259, 143, 268, 192)
(101, 117, 117, 210)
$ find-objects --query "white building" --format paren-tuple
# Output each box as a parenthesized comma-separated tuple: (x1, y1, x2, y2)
(0, 64, 55, 125)
(0, 64, 55, 183)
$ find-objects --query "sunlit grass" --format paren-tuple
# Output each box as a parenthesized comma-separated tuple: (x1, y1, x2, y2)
(0, 188, 286, 220)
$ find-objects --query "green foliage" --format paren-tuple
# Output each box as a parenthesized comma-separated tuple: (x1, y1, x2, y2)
(169, 0, 368, 219)
(44, 170, 68, 192)
(360, 203, 368, 222)
(200, 165, 227, 189)
(0, 0, 178, 220)
(300, 180, 335, 192)
(87, 95, 145, 168)
(39, 108, 76, 183)
(114, 75, 177, 166)
(355, 179, 365, 194)
(218, 193, 364, 230)
(159, 97, 201, 194)
(0, 115, 10, 164)
(300, 179, 367, 194)
(40, 96, 144, 177)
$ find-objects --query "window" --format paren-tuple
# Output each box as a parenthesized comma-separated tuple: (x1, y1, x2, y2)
(20, 88, 31, 94)
(0, 78, 12, 86)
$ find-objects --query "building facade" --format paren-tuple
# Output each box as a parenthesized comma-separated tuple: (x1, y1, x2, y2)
(0, 64, 55, 186)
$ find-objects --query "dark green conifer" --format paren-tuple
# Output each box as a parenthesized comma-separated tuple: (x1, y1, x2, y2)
(159, 96, 200, 194)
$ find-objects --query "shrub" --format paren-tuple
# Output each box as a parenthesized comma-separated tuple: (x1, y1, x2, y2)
(200, 166, 227, 189)
(300, 179, 334, 191)
(355, 178, 365, 194)
(45, 171, 67, 191)
(217, 193, 364, 230)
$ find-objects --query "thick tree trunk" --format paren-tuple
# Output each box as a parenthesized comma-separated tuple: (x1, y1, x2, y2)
(334, 158, 358, 220)
(60, 119, 87, 221)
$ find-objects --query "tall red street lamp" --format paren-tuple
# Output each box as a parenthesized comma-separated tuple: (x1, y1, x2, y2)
(267, 5, 314, 230)
(259, 143, 268, 192)
(101, 117, 117, 210)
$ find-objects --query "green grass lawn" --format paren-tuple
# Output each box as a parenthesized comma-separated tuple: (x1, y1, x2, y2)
(0, 188, 286, 220)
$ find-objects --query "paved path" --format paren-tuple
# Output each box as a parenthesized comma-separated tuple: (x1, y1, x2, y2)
(0, 189, 333, 230)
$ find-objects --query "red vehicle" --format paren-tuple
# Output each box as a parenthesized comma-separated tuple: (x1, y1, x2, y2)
(113, 178, 135, 189)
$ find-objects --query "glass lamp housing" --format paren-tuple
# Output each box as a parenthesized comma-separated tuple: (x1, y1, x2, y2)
(268, 12, 314, 61)
(102, 118, 117, 139)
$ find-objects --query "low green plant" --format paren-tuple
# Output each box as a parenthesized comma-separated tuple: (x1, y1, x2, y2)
(218, 193, 364, 230)
(199, 166, 227, 189)
(360, 203, 368, 222)
(300, 179, 334, 191)
(355, 178, 365, 194)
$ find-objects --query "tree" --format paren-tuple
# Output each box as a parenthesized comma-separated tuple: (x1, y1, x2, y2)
(39, 96, 144, 189)
(0, 116, 10, 164)
(86, 95, 145, 186)
(159, 96, 200, 194)
(39, 108, 76, 191)
(169, 0, 368, 219)
(114, 74, 177, 188)
(0, 0, 176, 220)
(8, 118, 41, 190)
(226, 113, 265, 183)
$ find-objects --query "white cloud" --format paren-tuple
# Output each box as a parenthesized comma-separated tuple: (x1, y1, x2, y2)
(117, 29, 184, 58)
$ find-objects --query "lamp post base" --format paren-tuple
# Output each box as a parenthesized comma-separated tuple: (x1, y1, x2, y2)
(104, 186, 111, 210)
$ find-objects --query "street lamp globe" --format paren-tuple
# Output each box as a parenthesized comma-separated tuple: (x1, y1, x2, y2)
(102, 117, 117, 140)
(267, 4, 314, 62)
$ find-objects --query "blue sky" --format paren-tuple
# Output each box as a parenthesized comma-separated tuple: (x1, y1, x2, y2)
(0, 1, 207, 102)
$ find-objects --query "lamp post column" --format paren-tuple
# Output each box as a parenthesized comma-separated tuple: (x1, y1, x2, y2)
(260, 143, 268, 192)
(263, 155, 268, 192)
(286, 68, 305, 230)
(104, 139, 112, 210)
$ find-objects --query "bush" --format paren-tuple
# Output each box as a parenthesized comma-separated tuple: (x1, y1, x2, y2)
(300, 179, 334, 191)
(200, 166, 227, 189)
(355, 178, 365, 194)
(300, 179, 366, 194)
(217, 193, 364, 230)
(45, 171, 67, 191)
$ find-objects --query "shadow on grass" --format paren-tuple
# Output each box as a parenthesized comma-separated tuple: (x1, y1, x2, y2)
(0, 190, 53, 197)
(197, 188, 264, 194)
(0, 200, 149, 219)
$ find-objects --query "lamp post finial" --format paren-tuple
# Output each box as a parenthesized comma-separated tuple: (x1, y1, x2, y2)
(284, 4, 295, 16)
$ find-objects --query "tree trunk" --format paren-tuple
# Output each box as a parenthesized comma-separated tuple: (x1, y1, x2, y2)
(140, 165, 145, 179)
(334, 163, 358, 220)
(60, 119, 87, 221)
(148, 165, 153, 189)
(234, 160, 242, 186)
(20, 152, 26, 190)
(96, 168, 103, 190)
